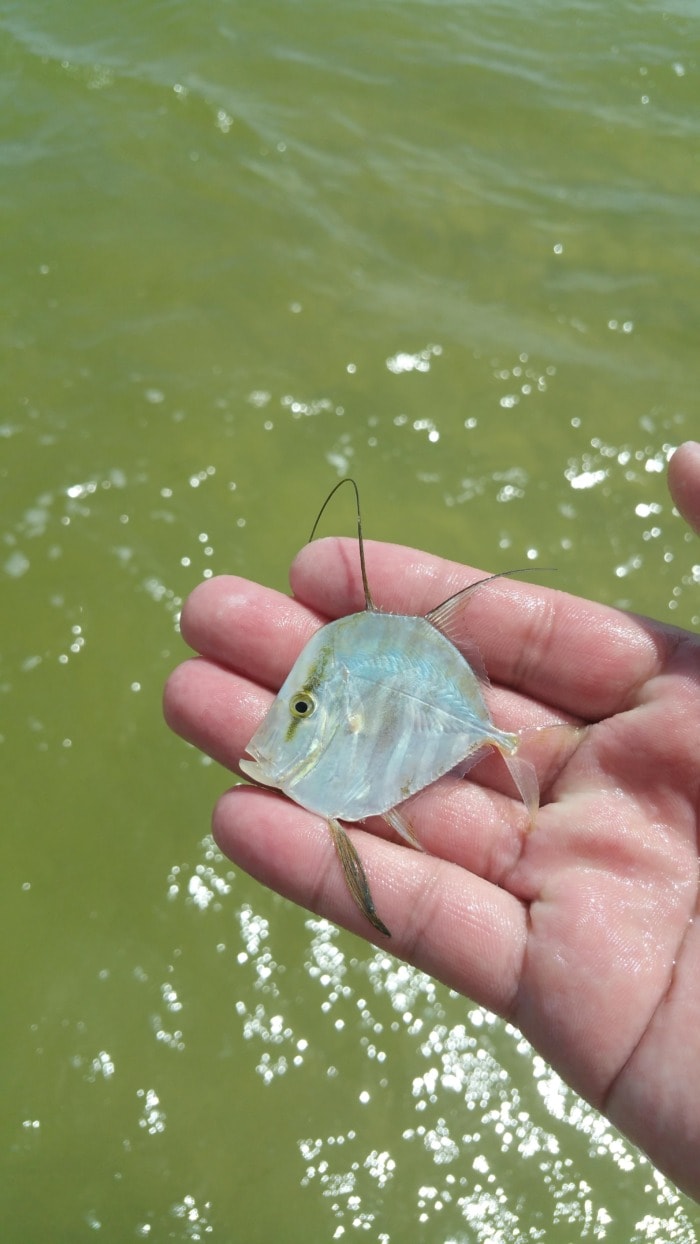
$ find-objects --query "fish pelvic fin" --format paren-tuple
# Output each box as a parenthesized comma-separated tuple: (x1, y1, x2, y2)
(328, 818, 390, 937)
(383, 806, 425, 852)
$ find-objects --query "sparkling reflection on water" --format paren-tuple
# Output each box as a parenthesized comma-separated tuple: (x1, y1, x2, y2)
(152, 835, 696, 1242)
(4, 0, 700, 1236)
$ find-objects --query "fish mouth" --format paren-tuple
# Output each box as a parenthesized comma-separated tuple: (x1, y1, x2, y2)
(240, 738, 323, 790)
(239, 756, 278, 789)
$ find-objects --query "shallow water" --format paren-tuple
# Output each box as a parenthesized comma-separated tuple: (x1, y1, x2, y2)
(3, 1, 699, 1239)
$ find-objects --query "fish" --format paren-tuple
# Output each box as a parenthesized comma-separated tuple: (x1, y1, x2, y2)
(239, 480, 538, 938)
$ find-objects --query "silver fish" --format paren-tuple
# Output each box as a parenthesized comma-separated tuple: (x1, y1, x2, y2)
(240, 481, 538, 937)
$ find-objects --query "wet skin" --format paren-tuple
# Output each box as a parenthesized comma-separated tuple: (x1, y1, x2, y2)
(164, 441, 700, 1201)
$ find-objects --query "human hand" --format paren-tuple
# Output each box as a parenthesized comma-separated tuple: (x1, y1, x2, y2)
(164, 442, 700, 1199)
(669, 439, 700, 534)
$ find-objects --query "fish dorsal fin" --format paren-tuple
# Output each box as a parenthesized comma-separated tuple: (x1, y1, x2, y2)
(308, 478, 376, 612)
(426, 568, 549, 682)
(426, 598, 490, 682)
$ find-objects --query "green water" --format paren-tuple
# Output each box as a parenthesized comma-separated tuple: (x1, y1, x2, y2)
(3, 1, 699, 1239)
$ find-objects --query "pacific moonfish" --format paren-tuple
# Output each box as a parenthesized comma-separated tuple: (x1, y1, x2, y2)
(240, 483, 538, 938)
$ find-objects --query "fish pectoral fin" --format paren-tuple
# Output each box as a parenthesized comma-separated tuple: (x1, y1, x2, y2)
(327, 819, 391, 938)
(383, 807, 424, 852)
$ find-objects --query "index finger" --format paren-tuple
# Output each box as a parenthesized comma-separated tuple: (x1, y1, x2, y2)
(290, 537, 681, 720)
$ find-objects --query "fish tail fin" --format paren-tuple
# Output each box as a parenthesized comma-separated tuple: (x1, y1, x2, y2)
(501, 753, 540, 828)
(383, 806, 425, 852)
(498, 722, 583, 827)
(328, 818, 391, 937)
(519, 722, 585, 748)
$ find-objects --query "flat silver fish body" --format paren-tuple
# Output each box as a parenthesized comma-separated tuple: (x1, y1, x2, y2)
(241, 610, 518, 822)
(240, 479, 538, 937)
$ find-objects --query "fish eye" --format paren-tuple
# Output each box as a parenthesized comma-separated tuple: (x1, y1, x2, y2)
(290, 691, 316, 719)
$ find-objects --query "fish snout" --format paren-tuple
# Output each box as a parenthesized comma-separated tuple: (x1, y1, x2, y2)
(239, 756, 277, 789)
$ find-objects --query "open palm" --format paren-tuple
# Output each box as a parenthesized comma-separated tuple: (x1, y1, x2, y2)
(164, 443, 700, 1200)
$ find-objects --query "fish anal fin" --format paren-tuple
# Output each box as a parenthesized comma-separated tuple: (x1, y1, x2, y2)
(328, 818, 391, 937)
(450, 744, 489, 782)
(383, 806, 425, 852)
